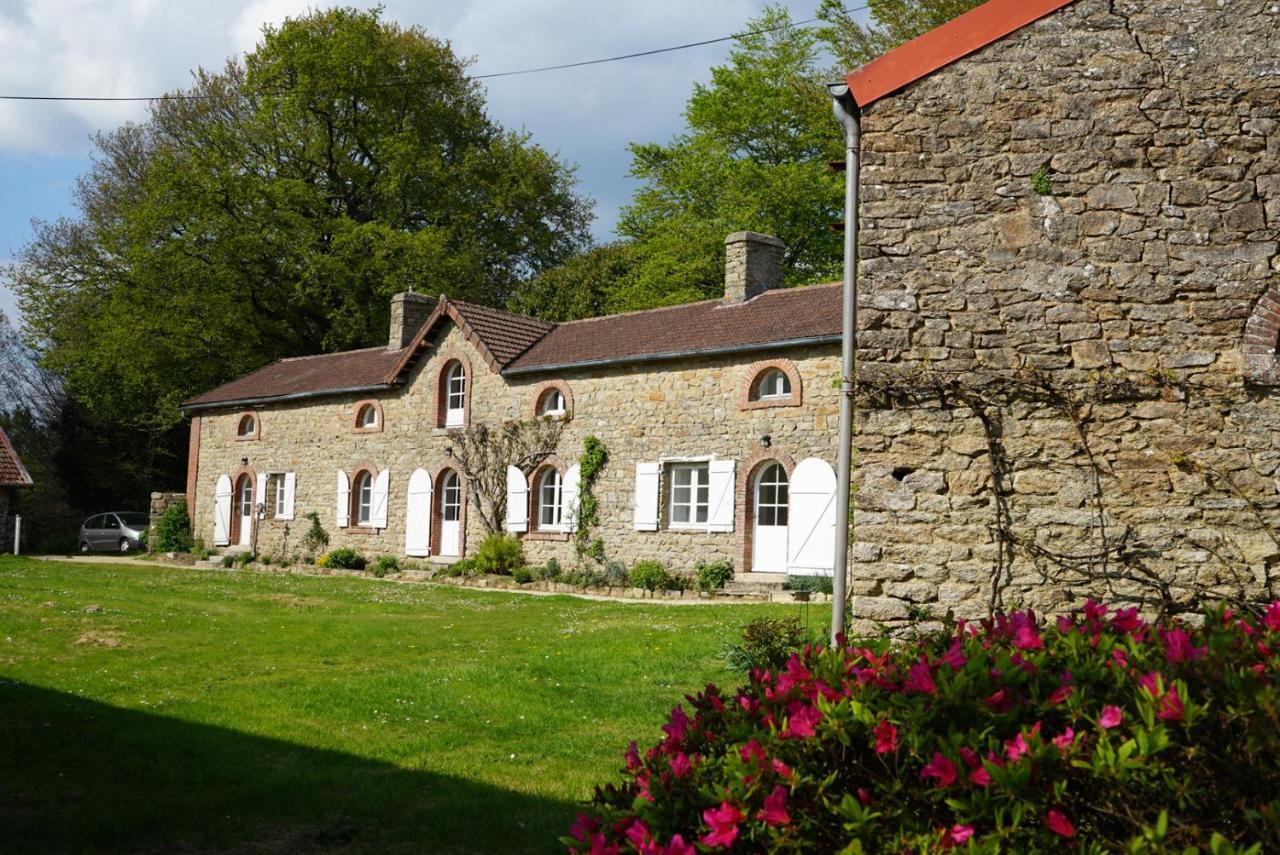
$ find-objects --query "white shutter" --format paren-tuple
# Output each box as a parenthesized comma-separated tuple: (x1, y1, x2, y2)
(371, 468, 390, 528)
(505, 465, 528, 533)
(405, 468, 432, 556)
(562, 464, 582, 533)
(254, 474, 267, 516)
(788, 457, 838, 574)
(213, 474, 232, 546)
(634, 462, 660, 531)
(281, 472, 297, 521)
(707, 459, 736, 533)
(336, 470, 350, 528)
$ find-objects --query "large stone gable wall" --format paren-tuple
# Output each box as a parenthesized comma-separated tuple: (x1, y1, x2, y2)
(192, 318, 840, 572)
(847, 0, 1280, 619)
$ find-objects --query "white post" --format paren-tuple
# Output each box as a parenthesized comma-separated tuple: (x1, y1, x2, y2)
(12, 514, 20, 555)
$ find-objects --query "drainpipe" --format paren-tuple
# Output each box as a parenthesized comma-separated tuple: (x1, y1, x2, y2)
(828, 83, 860, 645)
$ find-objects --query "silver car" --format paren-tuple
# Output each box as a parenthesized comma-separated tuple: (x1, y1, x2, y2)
(79, 512, 149, 553)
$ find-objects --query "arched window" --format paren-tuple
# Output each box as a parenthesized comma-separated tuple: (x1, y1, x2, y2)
(443, 361, 467, 427)
(237, 413, 257, 439)
(539, 388, 566, 417)
(537, 468, 563, 530)
(357, 404, 378, 429)
(757, 369, 791, 399)
(353, 470, 374, 526)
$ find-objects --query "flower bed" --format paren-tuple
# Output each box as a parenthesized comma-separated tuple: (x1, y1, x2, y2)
(569, 602, 1280, 853)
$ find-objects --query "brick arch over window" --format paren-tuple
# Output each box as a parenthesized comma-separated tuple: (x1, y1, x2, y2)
(430, 467, 468, 556)
(736, 447, 797, 573)
(352, 399, 384, 433)
(530, 380, 573, 419)
(526, 456, 570, 540)
(740, 359, 803, 410)
(1243, 286, 1280, 384)
(235, 411, 261, 440)
(434, 350, 473, 428)
(346, 461, 379, 529)
(227, 464, 257, 546)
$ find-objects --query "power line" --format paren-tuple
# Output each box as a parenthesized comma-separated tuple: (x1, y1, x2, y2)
(0, 5, 869, 103)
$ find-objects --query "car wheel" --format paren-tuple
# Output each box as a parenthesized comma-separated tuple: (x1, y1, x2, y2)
(119, 538, 132, 554)
(80, 541, 91, 554)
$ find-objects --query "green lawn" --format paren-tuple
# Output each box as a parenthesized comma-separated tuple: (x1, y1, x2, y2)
(0, 557, 808, 852)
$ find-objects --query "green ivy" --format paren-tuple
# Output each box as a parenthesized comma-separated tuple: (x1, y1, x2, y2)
(1031, 164, 1054, 196)
(574, 436, 608, 564)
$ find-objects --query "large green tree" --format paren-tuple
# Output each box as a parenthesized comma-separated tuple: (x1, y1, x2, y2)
(6, 7, 591, 506)
(816, 0, 983, 68)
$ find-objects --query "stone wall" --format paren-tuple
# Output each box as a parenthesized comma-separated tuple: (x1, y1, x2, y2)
(148, 491, 187, 548)
(847, 0, 1280, 619)
(191, 321, 839, 573)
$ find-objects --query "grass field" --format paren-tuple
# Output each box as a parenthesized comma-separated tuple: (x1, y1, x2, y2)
(0, 556, 809, 852)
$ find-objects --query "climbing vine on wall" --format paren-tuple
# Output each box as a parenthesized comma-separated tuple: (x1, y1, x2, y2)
(574, 435, 608, 564)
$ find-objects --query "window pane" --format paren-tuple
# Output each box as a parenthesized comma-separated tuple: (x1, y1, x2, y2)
(695, 505, 708, 523)
(759, 506, 775, 526)
(673, 504, 690, 523)
(777, 507, 789, 526)
(674, 467, 691, 487)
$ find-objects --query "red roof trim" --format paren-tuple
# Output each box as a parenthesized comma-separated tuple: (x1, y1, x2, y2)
(844, 0, 1078, 108)
(0, 425, 33, 488)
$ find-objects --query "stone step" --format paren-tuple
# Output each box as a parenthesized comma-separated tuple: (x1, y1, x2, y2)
(732, 572, 789, 586)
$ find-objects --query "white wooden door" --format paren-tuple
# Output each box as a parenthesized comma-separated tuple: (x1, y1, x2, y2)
(236, 476, 253, 547)
(439, 471, 461, 556)
(788, 458, 837, 575)
(213, 475, 232, 546)
(405, 468, 433, 557)
(752, 463, 789, 573)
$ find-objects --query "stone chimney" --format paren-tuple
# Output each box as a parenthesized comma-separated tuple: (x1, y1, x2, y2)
(388, 291, 438, 351)
(724, 231, 784, 303)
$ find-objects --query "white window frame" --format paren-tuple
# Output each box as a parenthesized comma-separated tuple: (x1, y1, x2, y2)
(539, 388, 566, 417)
(441, 471, 462, 522)
(358, 404, 378, 429)
(267, 472, 287, 519)
(668, 462, 710, 530)
(759, 369, 791, 400)
(755, 463, 789, 527)
(355, 471, 374, 526)
(537, 468, 564, 531)
(238, 414, 256, 436)
(445, 363, 466, 427)
(237, 476, 254, 517)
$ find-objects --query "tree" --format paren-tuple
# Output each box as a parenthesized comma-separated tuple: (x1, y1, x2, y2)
(446, 420, 565, 536)
(612, 6, 844, 310)
(507, 242, 638, 322)
(816, 0, 984, 68)
(5, 7, 591, 507)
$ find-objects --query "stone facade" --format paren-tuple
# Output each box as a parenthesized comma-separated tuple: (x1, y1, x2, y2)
(190, 321, 839, 572)
(847, 0, 1280, 618)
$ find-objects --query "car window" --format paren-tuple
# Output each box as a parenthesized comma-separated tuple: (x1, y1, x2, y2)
(103, 515, 121, 530)
(117, 513, 148, 528)
(84, 515, 102, 529)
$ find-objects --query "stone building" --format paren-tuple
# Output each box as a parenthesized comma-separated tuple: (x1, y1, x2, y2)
(834, 0, 1280, 619)
(181, 232, 844, 577)
(0, 425, 33, 548)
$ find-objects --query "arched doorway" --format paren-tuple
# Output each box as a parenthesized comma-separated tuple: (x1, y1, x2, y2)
(436, 469, 462, 557)
(752, 462, 789, 572)
(231, 473, 254, 547)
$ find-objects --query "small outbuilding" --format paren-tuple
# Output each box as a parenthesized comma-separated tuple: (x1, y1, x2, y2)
(0, 425, 33, 552)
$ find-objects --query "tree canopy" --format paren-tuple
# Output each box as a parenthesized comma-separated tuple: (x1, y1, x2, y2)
(6, 7, 591, 505)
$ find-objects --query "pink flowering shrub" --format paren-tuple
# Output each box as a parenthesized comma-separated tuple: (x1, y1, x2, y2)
(567, 602, 1280, 853)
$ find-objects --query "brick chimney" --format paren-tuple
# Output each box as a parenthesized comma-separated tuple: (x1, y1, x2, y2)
(724, 231, 784, 303)
(388, 292, 437, 351)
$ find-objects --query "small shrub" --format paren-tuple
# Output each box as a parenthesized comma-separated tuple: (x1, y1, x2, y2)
(695, 559, 734, 592)
(604, 561, 629, 587)
(721, 615, 810, 673)
(572, 603, 1280, 853)
(220, 554, 235, 568)
(539, 558, 563, 580)
(300, 511, 329, 559)
(472, 533, 524, 576)
(629, 560, 675, 592)
(153, 503, 193, 552)
(318, 548, 366, 571)
(259, 554, 274, 567)
(512, 565, 535, 584)
(371, 555, 399, 578)
(566, 568, 608, 588)
(444, 558, 477, 578)
(787, 574, 834, 595)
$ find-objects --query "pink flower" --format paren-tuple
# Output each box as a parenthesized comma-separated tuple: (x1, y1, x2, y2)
(700, 802, 744, 849)
(1161, 627, 1207, 664)
(920, 752, 958, 788)
(1045, 809, 1076, 838)
(937, 637, 967, 670)
(783, 702, 821, 739)
(660, 836, 695, 855)
(1011, 614, 1043, 650)
(625, 741, 641, 771)
(662, 705, 689, 745)
(1156, 683, 1185, 722)
(1109, 647, 1129, 669)
(873, 718, 898, 754)
(570, 814, 599, 842)
(624, 819, 652, 850)
(941, 824, 975, 848)
(1004, 731, 1030, 763)
(969, 766, 991, 787)
(1111, 608, 1144, 634)
(1265, 601, 1280, 632)
(739, 739, 766, 765)
(771, 758, 794, 779)
(986, 687, 1015, 713)
(586, 834, 619, 855)
(1049, 685, 1074, 705)
(856, 787, 872, 805)
(756, 785, 791, 826)
(1098, 705, 1124, 729)
(1053, 727, 1076, 752)
(904, 660, 938, 695)
(668, 752, 692, 778)
(1084, 599, 1108, 623)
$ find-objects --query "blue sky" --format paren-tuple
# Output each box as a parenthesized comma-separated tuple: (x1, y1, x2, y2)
(0, 0, 863, 325)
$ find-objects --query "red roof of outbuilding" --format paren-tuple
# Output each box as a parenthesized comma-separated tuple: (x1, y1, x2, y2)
(0, 426, 33, 488)
(844, 0, 1078, 108)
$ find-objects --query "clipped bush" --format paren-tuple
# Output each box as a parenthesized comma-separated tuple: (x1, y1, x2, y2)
(443, 558, 477, 578)
(539, 558, 563, 581)
(317, 548, 366, 571)
(604, 561, 629, 587)
(512, 565, 535, 584)
(371, 555, 399, 577)
(629, 560, 680, 592)
(566, 568, 608, 588)
(786, 574, 834, 595)
(695, 559, 734, 592)
(472, 533, 524, 576)
(569, 602, 1280, 853)
(721, 616, 812, 674)
(153, 502, 193, 552)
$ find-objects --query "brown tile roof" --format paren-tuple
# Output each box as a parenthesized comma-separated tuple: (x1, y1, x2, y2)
(183, 285, 841, 409)
(504, 283, 843, 373)
(0, 426, 33, 488)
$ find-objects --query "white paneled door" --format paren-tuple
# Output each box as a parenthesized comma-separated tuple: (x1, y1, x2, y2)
(439, 471, 462, 557)
(752, 463, 789, 573)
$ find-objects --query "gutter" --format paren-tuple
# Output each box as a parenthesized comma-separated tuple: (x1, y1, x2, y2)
(178, 383, 398, 414)
(500, 335, 842, 377)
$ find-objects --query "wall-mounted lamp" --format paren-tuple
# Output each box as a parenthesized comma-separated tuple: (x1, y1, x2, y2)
(445, 447, 453, 457)
(760, 435, 772, 449)
(241, 457, 249, 466)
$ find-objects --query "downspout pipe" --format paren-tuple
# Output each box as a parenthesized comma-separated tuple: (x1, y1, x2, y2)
(828, 83, 860, 645)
